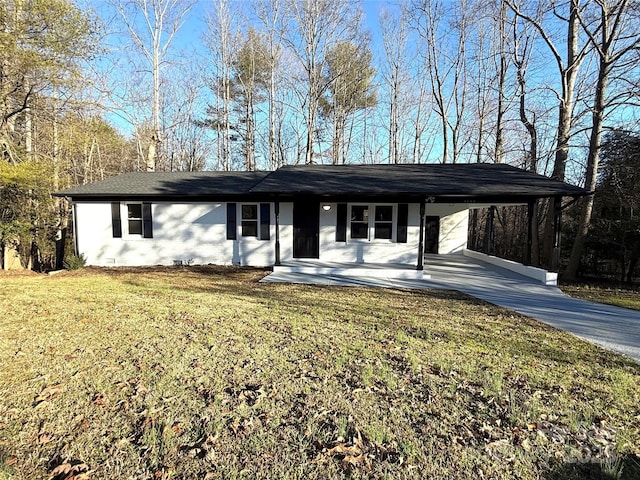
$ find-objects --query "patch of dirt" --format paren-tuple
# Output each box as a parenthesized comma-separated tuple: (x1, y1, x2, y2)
(0, 269, 41, 277)
(61, 265, 270, 279)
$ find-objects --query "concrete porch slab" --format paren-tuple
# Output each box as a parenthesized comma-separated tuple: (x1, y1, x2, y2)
(273, 261, 429, 280)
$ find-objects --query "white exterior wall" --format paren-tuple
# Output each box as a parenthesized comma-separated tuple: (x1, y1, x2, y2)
(74, 200, 469, 267)
(74, 202, 276, 267)
(281, 202, 469, 265)
(425, 204, 469, 254)
(313, 203, 420, 264)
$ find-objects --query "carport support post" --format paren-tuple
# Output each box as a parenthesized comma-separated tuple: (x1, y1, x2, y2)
(552, 195, 562, 271)
(417, 200, 425, 271)
(525, 200, 534, 266)
(274, 200, 281, 266)
(485, 206, 495, 256)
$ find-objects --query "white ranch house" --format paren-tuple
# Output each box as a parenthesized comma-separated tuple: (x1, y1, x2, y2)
(55, 163, 585, 282)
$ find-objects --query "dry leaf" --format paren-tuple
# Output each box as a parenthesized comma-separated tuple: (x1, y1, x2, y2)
(38, 432, 53, 444)
(92, 393, 107, 407)
(34, 384, 66, 407)
(49, 460, 89, 480)
(50, 463, 72, 476)
(343, 453, 371, 471)
(326, 443, 362, 457)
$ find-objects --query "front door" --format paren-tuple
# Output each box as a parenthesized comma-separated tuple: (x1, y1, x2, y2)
(293, 200, 319, 258)
(425, 216, 440, 254)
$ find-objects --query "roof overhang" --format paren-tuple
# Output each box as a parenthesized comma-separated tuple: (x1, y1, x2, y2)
(54, 163, 588, 202)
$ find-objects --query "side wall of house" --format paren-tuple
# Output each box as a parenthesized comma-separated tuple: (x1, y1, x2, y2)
(74, 202, 276, 267)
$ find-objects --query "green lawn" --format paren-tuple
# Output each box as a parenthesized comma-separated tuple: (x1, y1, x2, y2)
(1, 266, 639, 479)
(561, 283, 640, 311)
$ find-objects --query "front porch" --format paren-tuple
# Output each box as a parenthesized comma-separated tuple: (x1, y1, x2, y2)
(267, 252, 556, 286)
(273, 260, 429, 280)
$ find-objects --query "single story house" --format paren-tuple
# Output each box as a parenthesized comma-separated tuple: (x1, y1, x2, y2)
(54, 163, 586, 277)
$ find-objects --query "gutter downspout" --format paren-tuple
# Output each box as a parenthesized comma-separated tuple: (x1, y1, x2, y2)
(72, 201, 79, 256)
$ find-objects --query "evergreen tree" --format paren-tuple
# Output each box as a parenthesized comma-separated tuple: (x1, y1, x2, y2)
(321, 41, 376, 164)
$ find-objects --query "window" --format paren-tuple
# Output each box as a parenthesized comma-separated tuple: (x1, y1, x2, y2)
(229, 203, 270, 240)
(348, 204, 397, 242)
(241, 204, 258, 237)
(123, 202, 153, 238)
(127, 204, 143, 235)
(350, 205, 369, 239)
(374, 205, 393, 239)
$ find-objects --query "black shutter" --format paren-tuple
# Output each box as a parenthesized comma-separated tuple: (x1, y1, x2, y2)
(227, 203, 237, 240)
(111, 202, 122, 238)
(397, 203, 408, 243)
(260, 203, 270, 240)
(336, 203, 347, 242)
(142, 202, 153, 238)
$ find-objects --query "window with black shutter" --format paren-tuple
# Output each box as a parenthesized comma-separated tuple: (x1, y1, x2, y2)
(336, 203, 347, 242)
(397, 204, 408, 243)
(142, 203, 153, 238)
(124, 203, 153, 238)
(227, 203, 237, 240)
(260, 203, 270, 240)
(111, 202, 122, 238)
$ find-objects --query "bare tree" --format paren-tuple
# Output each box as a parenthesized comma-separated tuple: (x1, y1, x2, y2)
(505, 0, 590, 267)
(380, 6, 409, 164)
(203, 0, 237, 170)
(411, 0, 472, 164)
(162, 65, 210, 171)
(254, 0, 285, 169)
(114, 0, 194, 172)
(283, 0, 361, 164)
(565, 0, 640, 279)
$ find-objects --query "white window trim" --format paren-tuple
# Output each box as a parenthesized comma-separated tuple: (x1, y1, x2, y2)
(239, 203, 268, 240)
(125, 202, 145, 238)
(348, 203, 396, 243)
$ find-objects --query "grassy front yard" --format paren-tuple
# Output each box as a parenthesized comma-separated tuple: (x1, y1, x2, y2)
(561, 282, 640, 311)
(1, 267, 639, 479)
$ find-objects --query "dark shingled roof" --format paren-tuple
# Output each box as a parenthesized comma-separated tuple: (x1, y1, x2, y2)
(250, 163, 586, 199)
(54, 163, 586, 200)
(55, 171, 270, 198)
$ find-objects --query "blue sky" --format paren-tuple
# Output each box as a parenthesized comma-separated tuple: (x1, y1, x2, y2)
(170, 0, 396, 56)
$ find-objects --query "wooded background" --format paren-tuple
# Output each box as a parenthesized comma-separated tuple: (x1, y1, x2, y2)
(1, 0, 638, 282)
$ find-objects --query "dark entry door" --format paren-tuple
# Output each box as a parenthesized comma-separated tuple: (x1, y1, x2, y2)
(425, 216, 440, 254)
(293, 200, 319, 258)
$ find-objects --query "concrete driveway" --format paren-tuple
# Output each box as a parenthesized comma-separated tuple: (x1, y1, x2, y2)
(262, 255, 640, 363)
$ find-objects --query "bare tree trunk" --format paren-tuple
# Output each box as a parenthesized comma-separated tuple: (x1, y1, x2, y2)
(115, 0, 194, 172)
(565, 0, 636, 280)
(507, 0, 585, 268)
(494, 0, 508, 164)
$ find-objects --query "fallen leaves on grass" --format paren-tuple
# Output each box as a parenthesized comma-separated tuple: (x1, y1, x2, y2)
(180, 434, 218, 459)
(224, 384, 265, 407)
(312, 427, 405, 473)
(33, 383, 66, 407)
(48, 455, 89, 480)
(316, 435, 372, 472)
